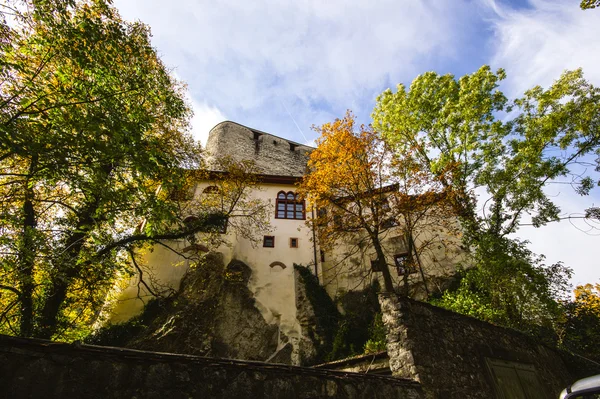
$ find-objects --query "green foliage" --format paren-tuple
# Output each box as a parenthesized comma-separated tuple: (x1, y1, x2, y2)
(375, 65, 598, 348)
(373, 66, 600, 241)
(85, 297, 173, 347)
(0, 0, 208, 339)
(326, 281, 383, 361)
(560, 284, 600, 361)
(294, 265, 386, 363)
(431, 236, 572, 342)
(294, 264, 340, 363)
(364, 312, 387, 354)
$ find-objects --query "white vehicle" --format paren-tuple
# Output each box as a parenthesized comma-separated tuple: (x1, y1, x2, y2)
(560, 374, 600, 399)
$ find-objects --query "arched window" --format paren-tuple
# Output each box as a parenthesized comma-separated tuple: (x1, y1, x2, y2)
(276, 191, 305, 220)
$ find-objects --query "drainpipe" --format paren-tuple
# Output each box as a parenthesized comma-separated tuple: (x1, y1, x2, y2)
(311, 206, 319, 283)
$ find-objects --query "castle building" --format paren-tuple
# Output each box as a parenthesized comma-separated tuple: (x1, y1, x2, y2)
(109, 121, 464, 364)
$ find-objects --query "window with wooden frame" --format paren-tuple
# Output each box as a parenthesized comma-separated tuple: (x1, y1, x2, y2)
(275, 191, 305, 220)
(263, 236, 275, 248)
(289, 238, 298, 248)
(394, 252, 413, 275)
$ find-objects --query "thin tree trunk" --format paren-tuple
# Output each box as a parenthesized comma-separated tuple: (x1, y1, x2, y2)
(17, 155, 38, 337)
(35, 204, 98, 339)
(35, 163, 113, 339)
(371, 236, 394, 293)
(409, 233, 429, 297)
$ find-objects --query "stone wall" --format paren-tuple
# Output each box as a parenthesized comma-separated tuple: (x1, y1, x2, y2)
(205, 121, 312, 177)
(0, 334, 423, 399)
(379, 294, 597, 399)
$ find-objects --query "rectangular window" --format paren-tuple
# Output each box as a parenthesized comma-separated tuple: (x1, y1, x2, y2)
(263, 236, 275, 248)
(371, 259, 382, 272)
(290, 238, 298, 248)
(381, 218, 397, 229)
(394, 253, 411, 275)
(295, 203, 303, 219)
(277, 203, 286, 218)
(320, 250, 326, 262)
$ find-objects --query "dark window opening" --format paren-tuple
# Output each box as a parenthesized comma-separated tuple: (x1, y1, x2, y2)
(170, 185, 196, 201)
(253, 132, 262, 140)
(263, 236, 275, 248)
(203, 185, 219, 194)
(381, 218, 398, 229)
(394, 253, 411, 275)
(371, 259, 382, 272)
(290, 238, 298, 248)
(275, 191, 305, 220)
(320, 250, 326, 262)
(289, 143, 297, 151)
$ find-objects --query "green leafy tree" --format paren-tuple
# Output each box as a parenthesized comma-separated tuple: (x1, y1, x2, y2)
(0, 0, 220, 340)
(373, 66, 598, 334)
(561, 284, 600, 360)
(431, 237, 572, 336)
(373, 66, 600, 243)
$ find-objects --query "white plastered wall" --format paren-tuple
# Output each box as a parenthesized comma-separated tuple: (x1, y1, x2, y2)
(109, 181, 317, 348)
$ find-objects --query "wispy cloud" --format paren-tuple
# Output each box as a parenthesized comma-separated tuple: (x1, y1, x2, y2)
(486, 0, 600, 284)
(488, 0, 600, 94)
(113, 0, 479, 140)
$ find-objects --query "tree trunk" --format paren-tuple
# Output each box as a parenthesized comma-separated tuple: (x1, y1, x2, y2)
(371, 235, 395, 293)
(408, 233, 429, 297)
(17, 155, 38, 337)
(35, 202, 98, 339)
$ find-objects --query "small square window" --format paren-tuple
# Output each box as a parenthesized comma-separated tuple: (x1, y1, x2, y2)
(263, 236, 275, 248)
(290, 238, 298, 248)
(371, 259, 382, 272)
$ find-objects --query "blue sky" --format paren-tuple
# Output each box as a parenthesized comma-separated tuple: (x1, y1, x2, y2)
(112, 0, 599, 286)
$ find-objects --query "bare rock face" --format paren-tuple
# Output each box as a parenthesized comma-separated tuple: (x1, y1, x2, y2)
(94, 254, 281, 362)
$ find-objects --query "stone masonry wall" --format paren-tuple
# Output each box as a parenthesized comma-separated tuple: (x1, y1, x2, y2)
(205, 121, 312, 177)
(0, 334, 423, 399)
(379, 294, 588, 399)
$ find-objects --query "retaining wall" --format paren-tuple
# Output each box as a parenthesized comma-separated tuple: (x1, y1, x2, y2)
(0, 334, 422, 399)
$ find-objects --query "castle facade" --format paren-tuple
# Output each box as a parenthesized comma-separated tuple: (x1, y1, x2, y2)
(109, 121, 463, 364)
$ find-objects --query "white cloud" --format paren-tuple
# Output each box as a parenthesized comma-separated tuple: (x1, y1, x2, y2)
(515, 192, 600, 286)
(189, 100, 227, 146)
(488, 0, 600, 94)
(113, 0, 478, 140)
